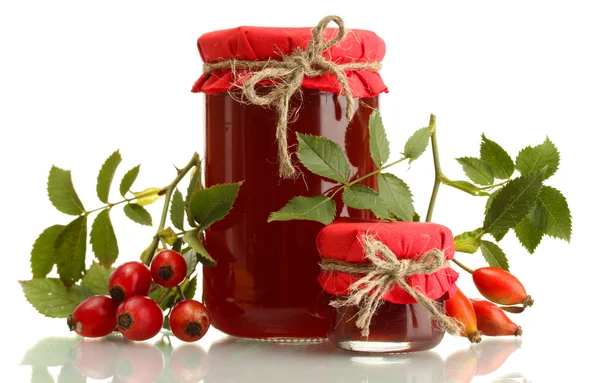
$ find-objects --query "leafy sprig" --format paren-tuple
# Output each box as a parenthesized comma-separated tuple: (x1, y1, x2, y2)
(22, 151, 242, 318)
(269, 110, 572, 272)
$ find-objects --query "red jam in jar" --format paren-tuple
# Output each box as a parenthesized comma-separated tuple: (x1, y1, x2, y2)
(192, 21, 387, 340)
(318, 221, 459, 352)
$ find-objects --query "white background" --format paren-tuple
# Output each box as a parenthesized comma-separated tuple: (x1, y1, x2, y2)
(1, 1, 598, 381)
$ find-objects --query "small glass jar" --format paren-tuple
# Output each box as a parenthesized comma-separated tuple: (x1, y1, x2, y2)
(192, 22, 387, 340)
(317, 220, 458, 353)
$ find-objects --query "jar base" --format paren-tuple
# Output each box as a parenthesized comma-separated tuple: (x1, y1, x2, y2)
(336, 340, 440, 354)
(248, 337, 325, 344)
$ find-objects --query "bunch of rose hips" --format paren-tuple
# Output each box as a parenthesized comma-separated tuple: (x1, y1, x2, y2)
(67, 249, 210, 342)
(446, 267, 532, 343)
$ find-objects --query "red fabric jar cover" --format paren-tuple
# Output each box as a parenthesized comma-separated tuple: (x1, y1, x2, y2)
(191, 26, 388, 97)
(317, 220, 459, 305)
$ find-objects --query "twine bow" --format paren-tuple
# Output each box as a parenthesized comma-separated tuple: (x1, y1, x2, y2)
(321, 235, 462, 337)
(202, 15, 382, 178)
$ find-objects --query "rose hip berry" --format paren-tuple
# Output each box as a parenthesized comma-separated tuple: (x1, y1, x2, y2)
(67, 295, 118, 338)
(472, 267, 533, 307)
(470, 299, 523, 337)
(116, 296, 163, 341)
(169, 300, 211, 342)
(445, 288, 482, 343)
(108, 262, 152, 303)
(150, 249, 187, 288)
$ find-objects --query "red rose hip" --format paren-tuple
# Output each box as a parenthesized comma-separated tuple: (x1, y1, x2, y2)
(472, 267, 533, 307)
(169, 300, 210, 342)
(445, 288, 482, 343)
(67, 295, 118, 338)
(150, 249, 187, 288)
(117, 296, 163, 341)
(470, 299, 523, 337)
(108, 262, 152, 303)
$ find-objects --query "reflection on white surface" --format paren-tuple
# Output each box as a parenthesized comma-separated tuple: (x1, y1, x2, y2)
(20, 334, 526, 382)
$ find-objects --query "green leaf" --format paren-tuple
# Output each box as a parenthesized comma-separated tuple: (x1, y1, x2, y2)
(158, 227, 179, 246)
(21, 337, 78, 366)
(20, 279, 91, 318)
(443, 178, 490, 196)
(182, 248, 199, 277)
(30, 225, 64, 278)
(529, 186, 572, 241)
(183, 231, 216, 266)
(491, 228, 509, 242)
(119, 164, 140, 197)
(342, 184, 391, 220)
(170, 189, 185, 231)
(296, 133, 350, 183)
(47, 166, 85, 215)
(480, 134, 514, 179)
(184, 276, 198, 299)
(186, 166, 203, 227)
(55, 216, 87, 287)
(514, 216, 544, 254)
(190, 183, 241, 230)
(149, 286, 176, 310)
(171, 237, 183, 253)
(90, 209, 118, 268)
(454, 229, 483, 254)
(96, 150, 122, 203)
(485, 188, 502, 214)
(81, 263, 113, 295)
(480, 240, 509, 271)
(268, 196, 336, 225)
(456, 157, 494, 186)
(515, 137, 560, 180)
(377, 173, 414, 222)
(368, 109, 390, 166)
(483, 169, 545, 234)
(403, 127, 430, 163)
(133, 187, 163, 206)
(123, 203, 152, 226)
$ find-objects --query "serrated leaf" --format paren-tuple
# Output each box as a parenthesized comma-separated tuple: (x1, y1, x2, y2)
(20, 279, 91, 318)
(96, 150, 122, 203)
(483, 169, 545, 234)
(158, 227, 178, 246)
(377, 173, 414, 222)
(529, 186, 571, 241)
(182, 248, 199, 277)
(81, 263, 113, 295)
(491, 228, 509, 242)
(514, 216, 544, 253)
(368, 109, 390, 166)
(456, 157, 494, 186)
(183, 231, 216, 266)
(30, 225, 64, 278)
(296, 133, 350, 183)
(480, 240, 509, 271)
(184, 276, 197, 299)
(171, 237, 183, 253)
(90, 209, 119, 268)
(403, 127, 430, 163)
(170, 189, 185, 231)
(342, 184, 391, 220)
(47, 166, 85, 215)
(149, 286, 176, 310)
(443, 178, 490, 196)
(186, 166, 203, 227)
(515, 137, 560, 180)
(190, 183, 241, 230)
(55, 216, 87, 287)
(133, 187, 163, 206)
(119, 164, 140, 197)
(480, 134, 514, 179)
(123, 203, 152, 226)
(268, 196, 336, 225)
(21, 337, 78, 366)
(454, 229, 483, 253)
(485, 188, 502, 214)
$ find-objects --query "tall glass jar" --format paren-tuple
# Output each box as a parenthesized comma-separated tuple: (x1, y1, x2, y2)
(192, 22, 387, 340)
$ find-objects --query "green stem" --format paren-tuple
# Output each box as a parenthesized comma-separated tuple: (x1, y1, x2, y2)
(330, 156, 409, 198)
(425, 114, 441, 222)
(84, 188, 166, 216)
(176, 285, 186, 301)
(482, 179, 510, 190)
(452, 258, 474, 274)
(142, 152, 200, 265)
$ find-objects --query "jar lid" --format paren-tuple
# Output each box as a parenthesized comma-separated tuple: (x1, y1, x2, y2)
(317, 220, 459, 304)
(192, 25, 388, 97)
